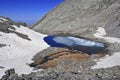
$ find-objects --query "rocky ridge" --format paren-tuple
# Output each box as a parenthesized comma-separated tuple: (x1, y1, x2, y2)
(33, 0, 120, 38)
(0, 16, 30, 40)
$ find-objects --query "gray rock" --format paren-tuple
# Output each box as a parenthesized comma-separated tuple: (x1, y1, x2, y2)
(1, 68, 20, 80)
(0, 16, 28, 33)
(5, 66, 120, 80)
(0, 66, 4, 69)
(0, 43, 6, 48)
(1, 65, 120, 80)
(32, 47, 63, 61)
(33, 0, 120, 39)
(9, 30, 31, 41)
(28, 66, 120, 80)
(16, 22, 28, 27)
(0, 16, 16, 33)
(89, 66, 120, 79)
(5, 68, 15, 76)
(0, 16, 31, 41)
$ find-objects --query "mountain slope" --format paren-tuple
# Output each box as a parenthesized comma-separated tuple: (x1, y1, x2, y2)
(33, 0, 120, 38)
(0, 17, 49, 78)
(33, 0, 120, 67)
(32, 0, 120, 71)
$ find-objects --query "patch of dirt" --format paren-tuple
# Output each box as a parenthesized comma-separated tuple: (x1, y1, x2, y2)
(30, 48, 105, 69)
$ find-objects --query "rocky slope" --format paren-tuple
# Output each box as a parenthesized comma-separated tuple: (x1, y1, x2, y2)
(33, 0, 120, 38)
(32, 0, 120, 59)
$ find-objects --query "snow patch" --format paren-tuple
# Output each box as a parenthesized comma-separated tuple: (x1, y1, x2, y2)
(92, 52, 120, 69)
(0, 25, 49, 78)
(0, 17, 8, 22)
(94, 27, 107, 38)
(92, 27, 120, 69)
(94, 27, 120, 43)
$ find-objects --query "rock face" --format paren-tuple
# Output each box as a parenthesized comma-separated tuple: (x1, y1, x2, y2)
(0, 16, 28, 33)
(0, 16, 30, 40)
(0, 43, 6, 48)
(33, 0, 120, 38)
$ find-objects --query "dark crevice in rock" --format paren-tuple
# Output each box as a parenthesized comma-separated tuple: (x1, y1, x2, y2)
(0, 66, 4, 69)
(0, 43, 6, 48)
(9, 30, 31, 41)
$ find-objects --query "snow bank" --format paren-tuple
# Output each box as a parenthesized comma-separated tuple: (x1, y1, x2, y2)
(94, 27, 120, 43)
(0, 25, 49, 78)
(92, 27, 120, 69)
(0, 17, 8, 21)
(0, 20, 3, 23)
(92, 52, 120, 69)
